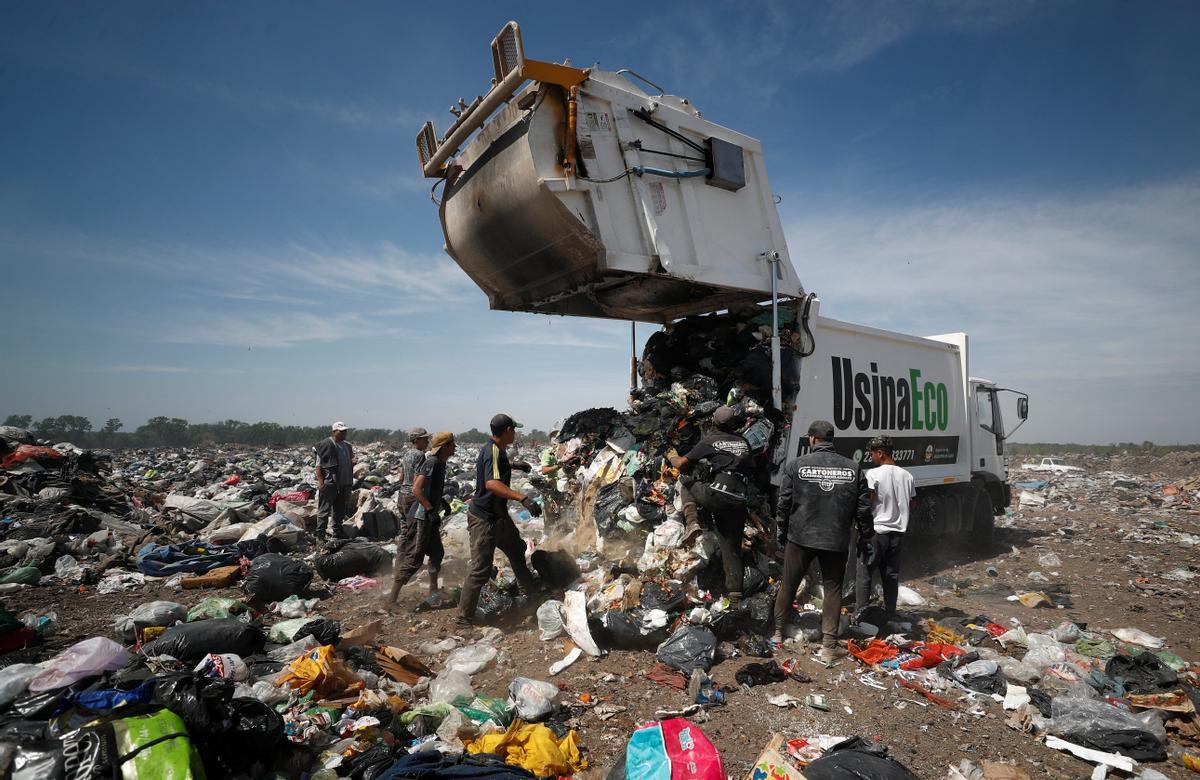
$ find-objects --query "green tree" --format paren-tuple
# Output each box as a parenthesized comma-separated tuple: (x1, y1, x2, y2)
(102, 418, 123, 434)
(3, 414, 32, 428)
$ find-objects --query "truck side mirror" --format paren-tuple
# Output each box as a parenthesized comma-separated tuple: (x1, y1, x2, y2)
(1018, 397, 1028, 420)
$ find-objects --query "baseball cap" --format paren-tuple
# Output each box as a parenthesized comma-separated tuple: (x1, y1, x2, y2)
(331, 421, 349, 431)
(712, 405, 741, 430)
(409, 427, 430, 441)
(489, 413, 523, 435)
(806, 420, 835, 439)
(429, 431, 455, 454)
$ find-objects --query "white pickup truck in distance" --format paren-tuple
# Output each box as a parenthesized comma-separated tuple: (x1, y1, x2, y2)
(1022, 457, 1083, 473)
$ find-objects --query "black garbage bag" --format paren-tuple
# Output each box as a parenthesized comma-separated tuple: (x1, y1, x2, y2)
(141, 619, 265, 661)
(476, 582, 517, 620)
(296, 618, 341, 646)
(155, 672, 284, 775)
(314, 539, 392, 581)
(712, 592, 772, 639)
(530, 549, 581, 589)
(345, 742, 396, 780)
(640, 580, 688, 613)
(803, 736, 919, 780)
(243, 553, 313, 602)
(656, 625, 717, 673)
(742, 565, 767, 596)
(1060, 728, 1166, 762)
(593, 482, 626, 537)
(592, 610, 667, 650)
(735, 660, 786, 687)
(10, 687, 75, 720)
(1105, 652, 1178, 694)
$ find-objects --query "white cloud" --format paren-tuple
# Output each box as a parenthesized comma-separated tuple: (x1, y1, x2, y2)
(784, 177, 1200, 440)
(157, 310, 389, 349)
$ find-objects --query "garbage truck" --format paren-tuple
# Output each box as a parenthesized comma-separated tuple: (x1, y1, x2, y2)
(415, 21, 1029, 546)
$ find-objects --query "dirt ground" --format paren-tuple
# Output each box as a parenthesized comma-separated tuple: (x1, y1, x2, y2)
(8, 459, 1199, 779)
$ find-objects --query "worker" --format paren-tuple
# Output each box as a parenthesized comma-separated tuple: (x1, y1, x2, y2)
(397, 428, 430, 522)
(386, 431, 455, 611)
(456, 414, 543, 631)
(771, 420, 871, 662)
(313, 421, 355, 541)
(854, 435, 916, 628)
(669, 406, 752, 605)
(538, 429, 578, 534)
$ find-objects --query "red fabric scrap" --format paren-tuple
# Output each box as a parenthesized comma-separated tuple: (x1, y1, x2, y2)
(848, 639, 899, 666)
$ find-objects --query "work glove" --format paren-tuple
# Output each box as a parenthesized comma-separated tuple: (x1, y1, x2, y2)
(520, 496, 543, 517)
(511, 460, 533, 473)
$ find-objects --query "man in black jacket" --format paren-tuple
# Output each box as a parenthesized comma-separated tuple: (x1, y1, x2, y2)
(771, 420, 871, 661)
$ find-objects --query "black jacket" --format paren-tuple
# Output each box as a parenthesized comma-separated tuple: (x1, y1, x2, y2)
(776, 442, 871, 552)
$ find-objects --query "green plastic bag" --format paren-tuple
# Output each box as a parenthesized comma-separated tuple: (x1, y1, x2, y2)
(186, 597, 246, 622)
(60, 707, 205, 779)
(0, 566, 41, 585)
(456, 694, 514, 726)
(267, 616, 324, 644)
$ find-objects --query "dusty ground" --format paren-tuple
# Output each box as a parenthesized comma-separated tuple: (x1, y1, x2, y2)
(8, 459, 1199, 779)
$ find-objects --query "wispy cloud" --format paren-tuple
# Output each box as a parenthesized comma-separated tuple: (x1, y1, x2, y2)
(94, 364, 247, 375)
(785, 176, 1200, 438)
(156, 310, 391, 349)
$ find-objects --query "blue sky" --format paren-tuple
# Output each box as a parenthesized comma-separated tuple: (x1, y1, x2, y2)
(1, 1, 1198, 442)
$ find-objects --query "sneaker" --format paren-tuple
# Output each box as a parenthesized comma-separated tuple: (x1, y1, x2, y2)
(816, 646, 849, 663)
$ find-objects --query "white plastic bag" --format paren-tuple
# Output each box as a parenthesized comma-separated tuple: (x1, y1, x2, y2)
(29, 637, 131, 692)
(508, 677, 559, 721)
(1021, 633, 1066, 669)
(430, 669, 475, 704)
(536, 600, 565, 641)
(1111, 627, 1165, 649)
(113, 601, 187, 641)
(444, 643, 498, 675)
(562, 589, 601, 656)
(0, 664, 42, 708)
(896, 585, 926, 607)
(194, 653, 250, 681)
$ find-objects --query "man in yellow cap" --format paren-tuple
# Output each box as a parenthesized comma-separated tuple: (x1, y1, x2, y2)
(386, 431, 456, 610)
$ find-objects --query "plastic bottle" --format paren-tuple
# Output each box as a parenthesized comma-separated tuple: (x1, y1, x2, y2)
(1170, 743, 1200, 773)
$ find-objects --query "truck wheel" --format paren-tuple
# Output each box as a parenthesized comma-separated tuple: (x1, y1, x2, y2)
(969, 492, 995, 552)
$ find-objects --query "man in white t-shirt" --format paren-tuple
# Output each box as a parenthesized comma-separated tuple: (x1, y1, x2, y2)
(854, 435, 916, 626)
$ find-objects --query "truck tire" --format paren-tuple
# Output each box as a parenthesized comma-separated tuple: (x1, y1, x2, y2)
(969, 491, 995, 552)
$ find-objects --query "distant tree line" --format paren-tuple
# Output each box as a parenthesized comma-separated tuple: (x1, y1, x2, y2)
(1008, 441, 1200, 456)
(3, 414, 547, 449)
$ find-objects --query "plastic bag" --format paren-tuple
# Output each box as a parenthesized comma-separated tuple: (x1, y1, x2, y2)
(243, 553, 312, 603)
(508, 677, 559, 721)
(563, 589, 601, 657)
(897, 585, 926, 606)
(58, 707, 203, 780)
(0, 664, 41, 708)
(142, 619, 265, 661)
(275, 645, 361, 697)
(267, 616, 323, 645)
(313, 539, 392, 581)
(267, 634, 320, 662)
(1050, 696, 1166, 761)
(996, 655, 1041, 684)
(656, 625, 717, 673)
(536, 600, 565, 641)
(29, 637, 131, 692)
(430, 668, 475, 705)
(625, 718, 724, 780)
(1048, 621, 1082, 644)
(186, 597, 247, 622)
(271, 595, 320, 619)
(445, 643, 498, 675)
(115, 600, 187, 641)
(194, 653, 250, 681)
(1022, 633, 1067, 668)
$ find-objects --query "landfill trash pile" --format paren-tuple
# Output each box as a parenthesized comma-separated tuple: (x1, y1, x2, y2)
(4, 421, 1200, 777)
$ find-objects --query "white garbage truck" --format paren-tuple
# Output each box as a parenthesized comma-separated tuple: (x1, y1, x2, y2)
(415, 22, 1029, 547)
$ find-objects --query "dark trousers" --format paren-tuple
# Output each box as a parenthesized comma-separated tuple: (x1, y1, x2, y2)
(685, 482, 748, 596)
(855, 530, 904, 620)
(317, 484, 353, 536)
(774, 542, 847, 647)
(388, 516, 445, 603)
(459, 510, 538, 622)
